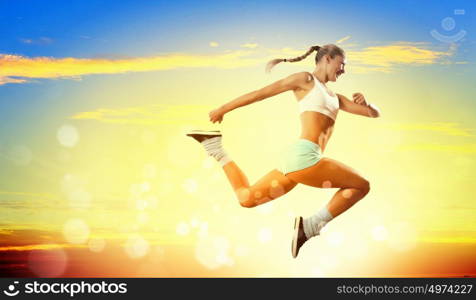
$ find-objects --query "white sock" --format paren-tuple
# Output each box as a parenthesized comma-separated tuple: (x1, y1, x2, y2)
(303, 206, 334, 239)
(201, 136, 231, 167)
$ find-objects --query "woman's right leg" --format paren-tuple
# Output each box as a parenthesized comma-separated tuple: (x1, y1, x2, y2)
(287, 157, 371, 257)
(285, 157, 371, 218)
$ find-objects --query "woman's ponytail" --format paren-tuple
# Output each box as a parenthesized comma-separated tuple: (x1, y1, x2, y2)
(265, 45, 320, 73)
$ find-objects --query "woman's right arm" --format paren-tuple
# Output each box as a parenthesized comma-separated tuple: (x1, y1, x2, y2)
(219, 72, 308, 114)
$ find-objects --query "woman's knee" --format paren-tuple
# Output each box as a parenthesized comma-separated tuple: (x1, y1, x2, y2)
(239, 199, 256, 208)
(236, 188, 257, 208)
(236, 187, 280, 208)
(359, 178, 371, 196)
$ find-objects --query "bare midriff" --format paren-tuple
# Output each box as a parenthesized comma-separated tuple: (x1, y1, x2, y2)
(299, 111, 335, 153)
(294, 77, 336, 153)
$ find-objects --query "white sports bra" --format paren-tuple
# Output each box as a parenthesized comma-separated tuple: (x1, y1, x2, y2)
(298, 73, 339, 121)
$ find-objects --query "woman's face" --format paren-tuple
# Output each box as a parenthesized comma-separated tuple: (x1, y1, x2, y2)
(326, 55, 346, 82)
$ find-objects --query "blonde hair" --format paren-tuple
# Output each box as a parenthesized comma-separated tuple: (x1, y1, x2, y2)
(265, 44, 345, 73)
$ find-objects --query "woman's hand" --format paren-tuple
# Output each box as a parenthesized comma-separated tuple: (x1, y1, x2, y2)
(352, 93, 368, 106)
(209, 107, 226, 124)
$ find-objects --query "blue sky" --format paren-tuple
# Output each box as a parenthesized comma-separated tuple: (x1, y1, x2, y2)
(1, 0, 474, 56)
(0, 1, 474, 142)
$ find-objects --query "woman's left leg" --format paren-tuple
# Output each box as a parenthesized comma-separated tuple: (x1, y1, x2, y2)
(222, 161, 298, 207)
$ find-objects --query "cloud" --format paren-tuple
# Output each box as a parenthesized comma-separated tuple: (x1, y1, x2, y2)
(0, 190, 59, 209)
(19, 37, 53, 45)
(209, 41, 219, 47)
(71, 104, 215, 125)
(384, 122, 474, 137)
(396, 143, 476, 153)
(0, 229, 70, 248)
(346, 42, 453, 72)
(0, 50, 261, 85)
(0, 190, 62, 210)
(336, 35, 351, 44)
(0, 76, 28, 85)
(79, 35, 108, 43)
(442, 205, 476, 210)
(20, 38, 33, 44)
(384, 122, 476, 154)
(419, 230, 476, 243)
(0, 41, 458, 85)
(0, 229, 87, 252)
(265, 42, 454, 73)
(0, 190, 56, 198)
(0, 243, 83, 251)
(241, 43, 258, 49)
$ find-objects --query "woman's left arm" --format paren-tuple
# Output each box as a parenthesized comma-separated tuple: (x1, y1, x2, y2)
(337, 93, 381, 118)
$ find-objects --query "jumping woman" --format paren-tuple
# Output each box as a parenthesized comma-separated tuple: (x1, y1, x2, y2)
(186, 44, 381, 258)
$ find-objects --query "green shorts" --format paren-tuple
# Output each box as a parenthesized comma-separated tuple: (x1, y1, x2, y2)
(278, 138, 322, 175)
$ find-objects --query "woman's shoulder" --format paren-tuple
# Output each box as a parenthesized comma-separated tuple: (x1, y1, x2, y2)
(285, 71, 313, 88)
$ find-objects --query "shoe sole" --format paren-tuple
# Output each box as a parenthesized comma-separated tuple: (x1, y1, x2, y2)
(292, 216, 300, 258)
(186, 130, 222, 137)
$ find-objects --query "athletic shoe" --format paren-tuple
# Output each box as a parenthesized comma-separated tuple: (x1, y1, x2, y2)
(186, 130, 222, 143)
(292, 216, 308, 258)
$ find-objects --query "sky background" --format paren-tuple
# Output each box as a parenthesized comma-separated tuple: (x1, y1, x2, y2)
(0, 0, 475, 277)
